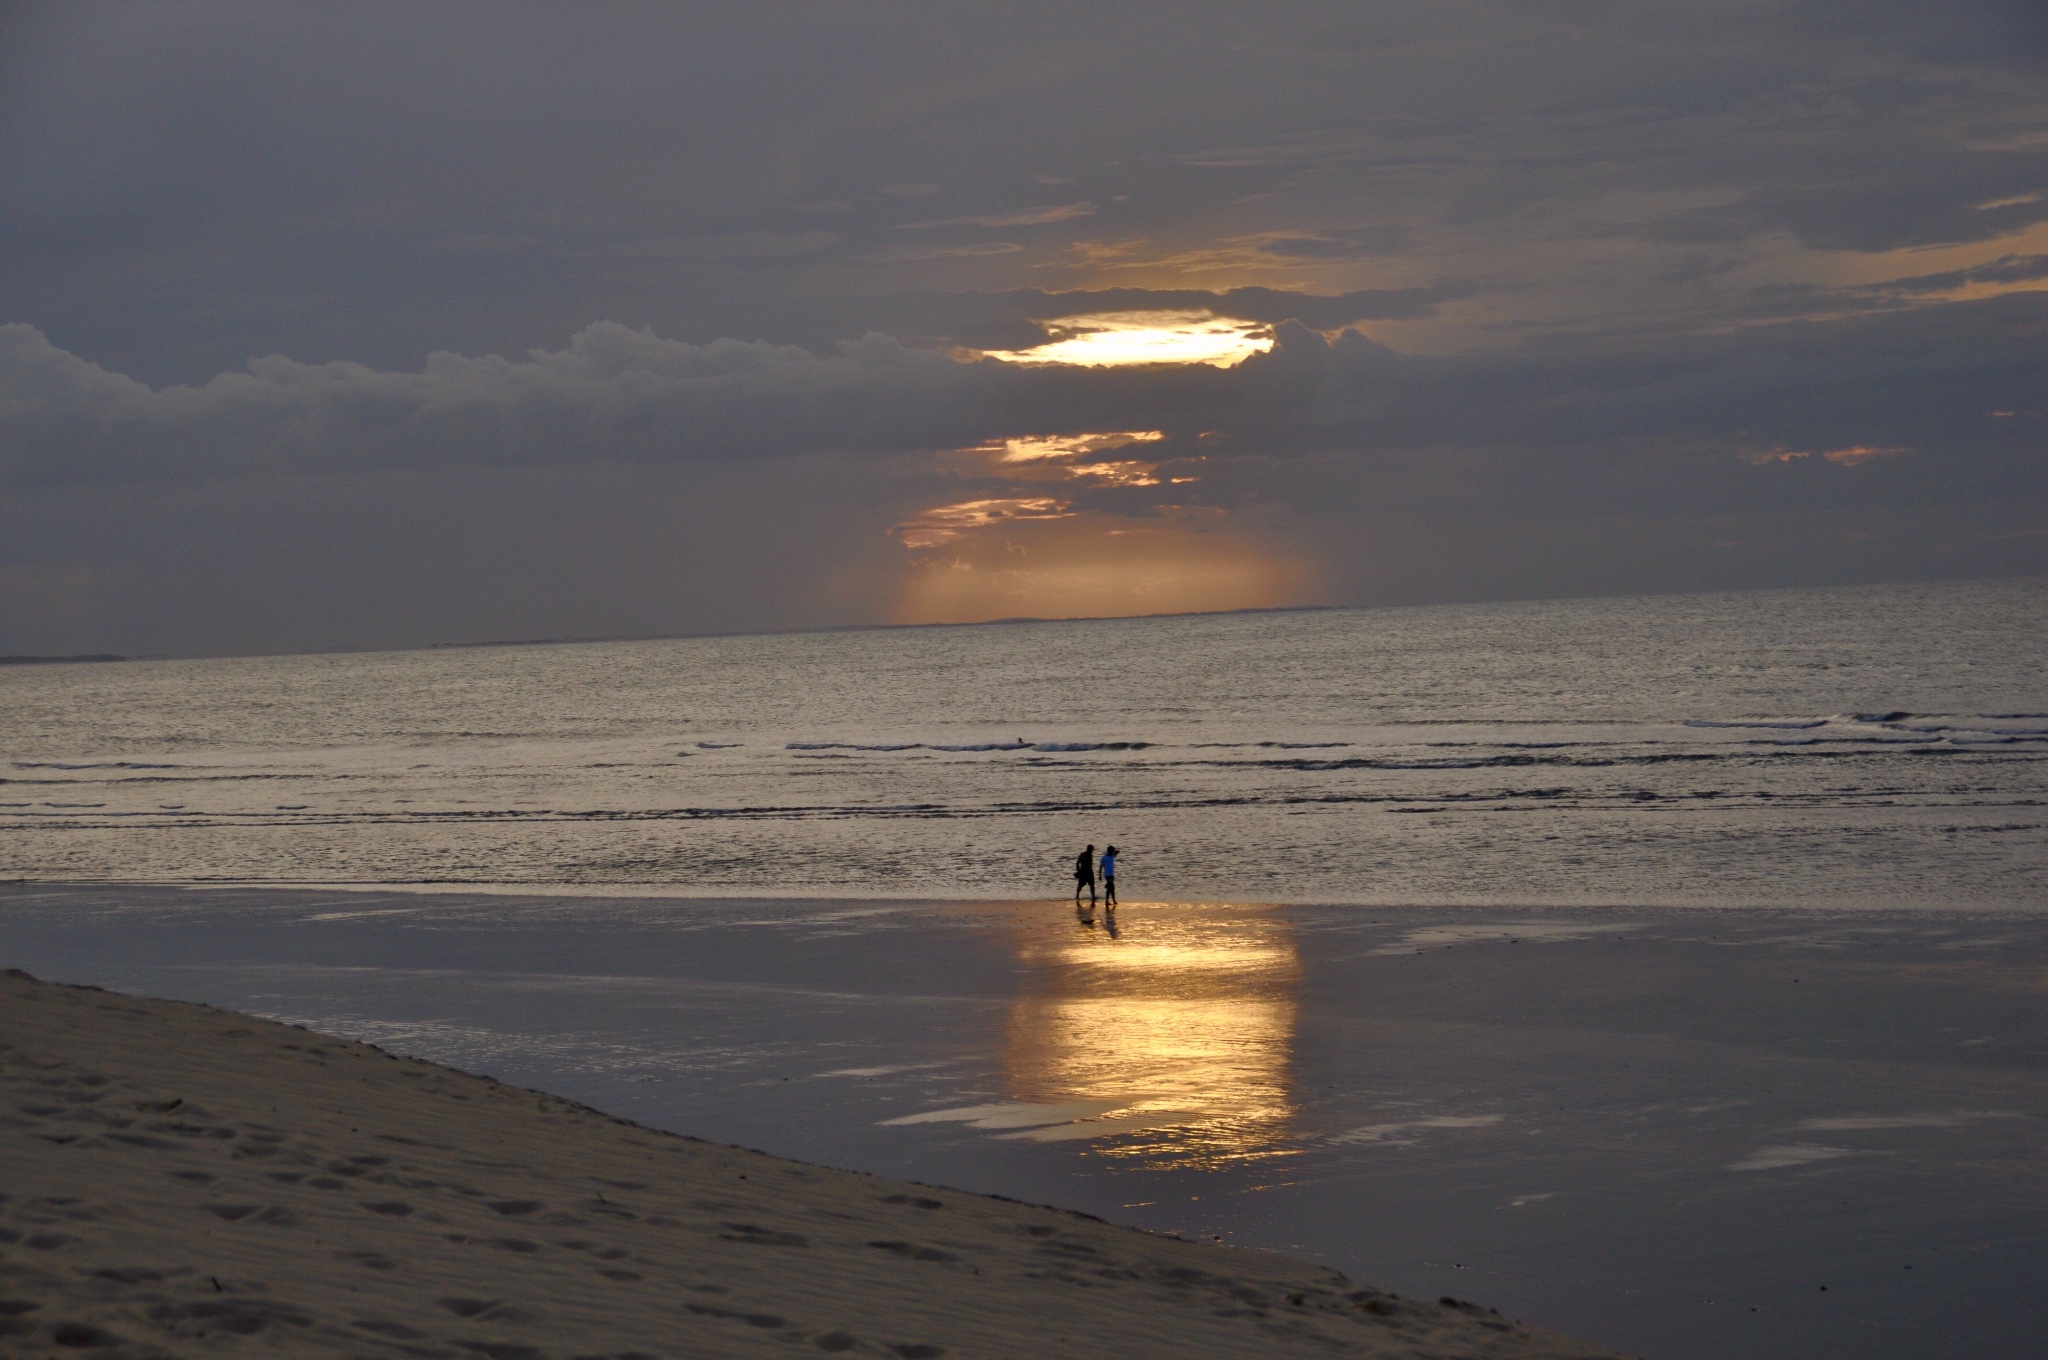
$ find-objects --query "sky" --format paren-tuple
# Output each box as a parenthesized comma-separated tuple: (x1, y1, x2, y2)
(2, 0, 2044, 656)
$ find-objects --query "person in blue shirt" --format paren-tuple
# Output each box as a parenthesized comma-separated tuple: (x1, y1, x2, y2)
(1100, 845, 1118, 907)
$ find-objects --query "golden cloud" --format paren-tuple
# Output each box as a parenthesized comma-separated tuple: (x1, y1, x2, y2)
(947, 429, 1173, 487)
(892, 496, 1073, 550)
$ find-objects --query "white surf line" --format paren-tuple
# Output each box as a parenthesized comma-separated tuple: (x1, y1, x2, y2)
(1798, 1111, 2024, 1130)
(816, 1062, 953, 1079)
(880, 1099, 1133, 1131)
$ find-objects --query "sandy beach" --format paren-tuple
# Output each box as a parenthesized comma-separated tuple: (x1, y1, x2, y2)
(0, 965, 1626, 1358)
(5, 886, 2048, 1358)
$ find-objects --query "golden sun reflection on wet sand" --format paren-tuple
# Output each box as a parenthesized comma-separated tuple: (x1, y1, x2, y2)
(999, 904, 1302, 1169)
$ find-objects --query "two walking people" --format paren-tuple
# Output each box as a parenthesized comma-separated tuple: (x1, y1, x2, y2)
(1073, 843, 1118, 908)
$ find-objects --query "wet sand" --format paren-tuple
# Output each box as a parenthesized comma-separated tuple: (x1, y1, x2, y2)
(0, 966, 1619, 1358)
(3, 885, 2046, 1358)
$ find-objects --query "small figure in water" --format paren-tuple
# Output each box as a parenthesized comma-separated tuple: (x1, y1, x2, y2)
(1100, 845, 1118, 907)
(1074, 843, 1096, 907)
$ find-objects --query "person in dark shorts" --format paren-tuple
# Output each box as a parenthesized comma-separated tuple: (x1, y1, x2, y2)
(1074, 844, 1096, 906)
(1100, 845, 1118, 907)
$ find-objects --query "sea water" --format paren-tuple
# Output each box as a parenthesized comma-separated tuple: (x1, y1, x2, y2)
(3, 578, 2044, 907)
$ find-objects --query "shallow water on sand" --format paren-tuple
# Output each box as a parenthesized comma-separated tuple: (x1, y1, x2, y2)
(3, 884, 2045, 1360)
(4, 578, 2045, 907)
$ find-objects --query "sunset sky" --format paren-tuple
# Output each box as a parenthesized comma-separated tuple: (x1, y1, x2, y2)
(3, 1, 2044, 655)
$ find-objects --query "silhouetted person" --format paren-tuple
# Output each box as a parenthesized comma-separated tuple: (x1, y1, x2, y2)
(1100, 845, 1118, 907)
(1074, 844, 1096, 906)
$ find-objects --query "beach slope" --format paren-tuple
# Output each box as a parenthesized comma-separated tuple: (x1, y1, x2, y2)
(0, 969, 1626, 1358)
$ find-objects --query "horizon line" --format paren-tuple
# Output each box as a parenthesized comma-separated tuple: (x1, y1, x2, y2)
(5, 572, 2036, 667)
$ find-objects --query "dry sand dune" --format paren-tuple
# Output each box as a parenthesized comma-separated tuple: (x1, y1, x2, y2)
(0, 969, 1629, 1358)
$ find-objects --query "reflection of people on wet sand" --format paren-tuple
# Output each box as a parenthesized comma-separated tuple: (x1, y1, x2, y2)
(1074, 844, 1096, 907)
(1100, 845, 1118, 907)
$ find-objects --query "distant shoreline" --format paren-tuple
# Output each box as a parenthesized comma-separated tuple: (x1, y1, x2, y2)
(0, 653, 125, 666)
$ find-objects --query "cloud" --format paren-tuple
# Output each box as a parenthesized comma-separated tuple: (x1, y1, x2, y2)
(864, 241, 1025, 263)
(892, 495, 1072, 549)
(1244, 226, 1414, 259)
(0, 321, 1030, 485)
(423, 232, 534, 253)
(945, 430, 1169, 487)
(9, 0, 2048, 393)
(6, 3, 2048, 653)
(5, 295, 2044, 653)
(1171, 131, 1383, 170)
(1822, 445, 1911, 466)
(850, 286, 1476, 353)
(608, 231, 840, 261)
(1060, 233, 1433, 276)
(896, 202, 1096, 229)
(1859, 252, 2048, 296)
(6, 291, 2045, 502)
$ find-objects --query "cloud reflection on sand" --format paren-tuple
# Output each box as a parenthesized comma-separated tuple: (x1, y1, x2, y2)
(1369, 922, 1642, 955)
(1330, 1113, 1505, 1147)
(1726, 1144, 1857, 1172)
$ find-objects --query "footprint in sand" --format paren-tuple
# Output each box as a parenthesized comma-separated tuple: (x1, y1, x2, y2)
(866, 1241, 957, 1263)
(436, 1297, 502, 1318)
(0, 1300, 41, 1337)
(686, 1302, 787, 1329)
(340, 1250, 398, 1271)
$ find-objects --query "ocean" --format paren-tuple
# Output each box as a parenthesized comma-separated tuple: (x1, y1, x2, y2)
(3, 577, 2044, 907)
(6, 577, 2048, 1359)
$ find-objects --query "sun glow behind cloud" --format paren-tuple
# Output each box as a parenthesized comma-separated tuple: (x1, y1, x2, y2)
(889, 422, 1310, 621)
(985, 311, 1273, 367)
(892, 513, 1313, 624)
